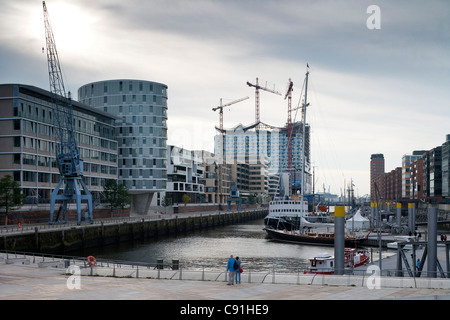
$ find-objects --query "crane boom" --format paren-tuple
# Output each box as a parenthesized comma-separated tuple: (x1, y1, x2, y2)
(285, 78, 294, 171)
(212, 96, 249, 133)
(43, 1, 93, 225)
(246, 78, 281, 128)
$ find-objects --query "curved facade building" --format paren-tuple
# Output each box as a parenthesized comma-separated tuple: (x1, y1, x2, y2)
(78, 79, 168, 214)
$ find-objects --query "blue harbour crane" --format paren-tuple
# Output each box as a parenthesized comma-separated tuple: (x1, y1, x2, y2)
(43, 1, 93, 225)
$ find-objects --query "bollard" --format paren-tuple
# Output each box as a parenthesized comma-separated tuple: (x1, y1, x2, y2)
(334, 206, 345, 275)
(408, 203, 415, 233)
(396, 202, 402, 227)
(427, 208, 437, 278)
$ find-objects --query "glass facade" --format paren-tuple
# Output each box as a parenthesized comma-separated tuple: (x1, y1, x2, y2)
(78, 80, 168, 191)
(0, 84, 118, 202)
(214, 121, 310, 175)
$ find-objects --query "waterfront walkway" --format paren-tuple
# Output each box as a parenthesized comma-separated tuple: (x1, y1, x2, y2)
(1, 252, 450, 301)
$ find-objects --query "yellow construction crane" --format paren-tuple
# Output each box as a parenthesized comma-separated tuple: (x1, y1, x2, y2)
(212, 96, 249, 133)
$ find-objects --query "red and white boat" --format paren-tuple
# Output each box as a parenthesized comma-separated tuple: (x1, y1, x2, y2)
(305, 248, 370, 274)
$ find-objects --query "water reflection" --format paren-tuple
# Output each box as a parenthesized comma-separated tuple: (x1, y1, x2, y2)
(81, 219, 335, 272)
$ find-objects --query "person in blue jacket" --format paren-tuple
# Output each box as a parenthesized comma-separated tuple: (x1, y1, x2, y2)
(226, 255, 236, 285)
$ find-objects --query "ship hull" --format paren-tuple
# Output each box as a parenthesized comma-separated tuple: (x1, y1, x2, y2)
(263, 216, 300, 231)
(264, 227, 363, 247)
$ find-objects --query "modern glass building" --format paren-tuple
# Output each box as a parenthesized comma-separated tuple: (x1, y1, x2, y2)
(214, 121, 310, 175)
(214, 121, 311, 197)
(0, 84, 118, 202)
(78, 79, 168, 213)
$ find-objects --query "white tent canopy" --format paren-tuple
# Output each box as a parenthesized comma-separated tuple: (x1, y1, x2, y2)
(346, 209, 370, 230)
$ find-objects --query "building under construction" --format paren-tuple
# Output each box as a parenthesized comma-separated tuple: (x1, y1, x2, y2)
(214, 120, 311, 199)
(213, 74, 312, 200)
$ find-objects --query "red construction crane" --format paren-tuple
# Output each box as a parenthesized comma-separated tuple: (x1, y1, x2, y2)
(246, 78, 281, 128)
(285, 78, 294, 171)
(212, 96, 249, 133)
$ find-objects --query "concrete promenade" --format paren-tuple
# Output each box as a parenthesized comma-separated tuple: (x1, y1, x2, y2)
(1, 252, 450, 301)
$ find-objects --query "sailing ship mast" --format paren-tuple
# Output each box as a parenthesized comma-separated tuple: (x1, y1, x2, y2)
(300, 68, 310, 202)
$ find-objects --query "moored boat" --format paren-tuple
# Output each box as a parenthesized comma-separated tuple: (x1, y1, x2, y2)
(263, 227, 366, 246)
(264, 197, 309, 231)
(304, 248, 370, 274)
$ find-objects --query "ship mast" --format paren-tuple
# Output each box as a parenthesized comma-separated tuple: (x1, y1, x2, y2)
(300, 68, 310, 202)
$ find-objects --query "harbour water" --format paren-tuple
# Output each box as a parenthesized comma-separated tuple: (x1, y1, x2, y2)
(76, 218, 384, 273)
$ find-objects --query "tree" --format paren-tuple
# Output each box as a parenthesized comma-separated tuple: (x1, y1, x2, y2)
(103, 179, 130, 216)
(182, 194, 191, 206)
(161, 194, 171, 214)
(0, 175, 25, 226)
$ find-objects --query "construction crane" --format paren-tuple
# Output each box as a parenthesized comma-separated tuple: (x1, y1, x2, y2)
(212, 96, 249, 133)
(43, 1, 93, 225)
(213, 96, 248, 165)
(285, 78, 294, 171)
(246, 78, 281, 129)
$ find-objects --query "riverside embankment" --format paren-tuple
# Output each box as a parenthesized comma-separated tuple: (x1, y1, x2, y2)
(0, 209, 267, 254)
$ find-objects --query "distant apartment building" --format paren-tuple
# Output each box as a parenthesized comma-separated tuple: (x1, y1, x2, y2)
(248, 155, 269, 196)
(442, 135, 450, 200)
(386, 167, 402, 202)
(0, 84, 118, 202)
(162, 145, 205, 205)
(370, 154, 384, 201)
(401, 151, 426, 199)
(372, 135, 450, 205)
(78, 79, 168, 214)
(423, 146, 442, 202)
(199, 150, 231, 204)
(411, 158, 424, 200)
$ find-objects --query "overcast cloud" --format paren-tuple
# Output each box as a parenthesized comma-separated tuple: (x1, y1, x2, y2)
(1, 0, 449, 196)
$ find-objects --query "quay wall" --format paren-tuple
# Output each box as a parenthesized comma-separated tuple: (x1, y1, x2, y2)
(1, 209, 267, 254)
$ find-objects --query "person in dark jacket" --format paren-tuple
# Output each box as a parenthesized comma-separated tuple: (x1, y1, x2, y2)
(235, 256, 242, 284)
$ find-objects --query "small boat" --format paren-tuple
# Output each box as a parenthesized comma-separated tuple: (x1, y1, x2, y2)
(304, 248, 370, 274)
(386, 236, 415, 250)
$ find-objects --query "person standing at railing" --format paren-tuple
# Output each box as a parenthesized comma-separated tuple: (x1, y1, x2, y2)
(235, 256, 242, 284)
(226, 255, 236, 285)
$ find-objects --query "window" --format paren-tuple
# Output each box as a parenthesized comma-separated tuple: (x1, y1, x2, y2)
(13, 119, 21, 130)
(13, 136, 20, 147)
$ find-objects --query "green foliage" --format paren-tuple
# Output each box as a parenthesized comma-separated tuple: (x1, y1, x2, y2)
(182, 194, 191, 206)
(103, 179, 131, 213)
(161, 195, 171, 208)
(0, 175, 25, 226)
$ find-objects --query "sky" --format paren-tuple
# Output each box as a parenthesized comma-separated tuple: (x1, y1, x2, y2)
(1, 0, 449, 197)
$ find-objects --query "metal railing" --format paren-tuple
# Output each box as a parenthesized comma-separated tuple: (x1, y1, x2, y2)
(2, 250, 450, 287)
(0, 208, 265, 234)
(0, 208, 261, 234)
